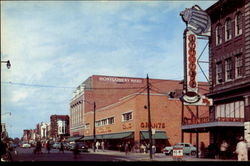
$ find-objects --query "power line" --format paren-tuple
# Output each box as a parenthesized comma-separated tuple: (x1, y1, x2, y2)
(1, 81, 146, 90)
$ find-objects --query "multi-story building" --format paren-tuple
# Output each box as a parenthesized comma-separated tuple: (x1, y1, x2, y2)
(181, 0, 250, 158)
(50, 115, 69, 141)
(36, 122, 50, 140)
(1, 123, 7, 139)
(70, 75, 210, 152)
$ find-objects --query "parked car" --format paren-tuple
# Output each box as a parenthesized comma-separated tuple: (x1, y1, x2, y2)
(21, 143, 31, 148)
(52, 142, 61, 149)
(77, 142, 89, 152)
(69, 142, 88, 152)
(163, 143, 197, 156)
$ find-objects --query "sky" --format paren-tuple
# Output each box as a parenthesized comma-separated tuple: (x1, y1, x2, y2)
(1, 0, 217, 139)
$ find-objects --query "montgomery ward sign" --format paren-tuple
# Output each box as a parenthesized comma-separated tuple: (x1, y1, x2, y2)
(99, 76, 142, 84)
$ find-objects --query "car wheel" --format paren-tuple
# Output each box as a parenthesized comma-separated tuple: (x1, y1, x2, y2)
(170, 150, 173, 155)
(191, 151, 196, 156)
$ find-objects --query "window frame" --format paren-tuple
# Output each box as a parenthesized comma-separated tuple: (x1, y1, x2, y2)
(235, 54, 243, 78)
(235, 12, 242, 36)
(225, 58, 233, 81)
(122, 111, 133, 122)
(216, 61, 223, 84)
(225, 18, 232, 41)
(216, 24, 222, 45)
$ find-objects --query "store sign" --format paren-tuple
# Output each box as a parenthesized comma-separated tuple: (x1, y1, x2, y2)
(99, 76, 142, 84)
(140, 122, 165, 129)
(122, 123, 132, 130)
(97, 127, 112, 134)
(180, 5, 213, 106)
(180, 5, 211, 36)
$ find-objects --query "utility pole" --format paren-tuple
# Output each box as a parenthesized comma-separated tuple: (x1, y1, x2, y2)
(146, 74, 153, 159)
(93, 102, 96, 152)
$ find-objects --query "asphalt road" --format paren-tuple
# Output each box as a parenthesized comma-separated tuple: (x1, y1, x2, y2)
(6, 147, 242, 162)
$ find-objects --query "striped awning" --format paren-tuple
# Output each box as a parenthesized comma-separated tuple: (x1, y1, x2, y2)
(81, 131, 134, 141)
(140, 131, 168, 140)
(66, 136, 84, 142)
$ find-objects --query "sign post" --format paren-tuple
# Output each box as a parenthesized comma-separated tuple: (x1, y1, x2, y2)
(172, 147, 183, 161)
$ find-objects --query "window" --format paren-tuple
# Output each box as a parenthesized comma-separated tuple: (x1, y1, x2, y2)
(101, 119, 107, 126)
(108, 117, 114, 125)
(225, 58, 233, 81)
(216, 24, 222, 45)
(215, 101, 244, 119)
(95, 121, 101, 127)
(122, 112, 132, 121)
(225, 18, 232, 41)
(216, 62, 223, 84)
(235, 12, 242, 36)
(235, 54, 243, 78)
(85, 123, 90, 129)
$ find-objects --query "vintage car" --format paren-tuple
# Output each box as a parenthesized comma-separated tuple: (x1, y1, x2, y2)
(163, 143, 197, 156)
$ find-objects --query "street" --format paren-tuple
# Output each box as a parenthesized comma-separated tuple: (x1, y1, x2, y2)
(8, 147, 239, 162)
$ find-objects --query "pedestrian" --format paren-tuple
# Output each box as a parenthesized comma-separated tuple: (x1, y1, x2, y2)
(152, 145, 156, 156)
(235, 137, 248, 161)
(46, 140, 51, 154)
(73, 142, 79, 159)
(125, 142, 129, 155)
(59, 142, 64, 153)
(101, 141, 105, 152)
(199, 142, 205, 158)
(96, 141, 100, 152)
(36, 141, 42, 154)
(220, 140, 228, 159)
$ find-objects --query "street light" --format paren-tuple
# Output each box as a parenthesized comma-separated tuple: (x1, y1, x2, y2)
(1, 60, 11, 69)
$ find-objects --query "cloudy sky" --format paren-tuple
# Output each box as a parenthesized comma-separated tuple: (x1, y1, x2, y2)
(1, 0, 216, 138)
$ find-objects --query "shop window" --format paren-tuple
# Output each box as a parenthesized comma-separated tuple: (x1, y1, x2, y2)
(235, 54, 243, 78)
(225, 18, 232, 41)
(216, 24, 222, 45)
(216, 61, 223, 84)
(122, 112, 133, 122)
(225, 58, 233, 81)
(235, 12, 242, 36)
(215, 101, 244, 120)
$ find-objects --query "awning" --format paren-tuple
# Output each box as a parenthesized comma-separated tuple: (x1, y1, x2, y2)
(81, 131, 134, 141)
(140, 131, 168, 140)
(66, 136, 84, 142)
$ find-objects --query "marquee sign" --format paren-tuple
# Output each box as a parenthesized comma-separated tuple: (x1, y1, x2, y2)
(180, 5, 213, 106)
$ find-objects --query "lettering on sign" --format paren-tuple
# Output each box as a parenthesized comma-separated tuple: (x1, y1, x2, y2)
(97, 127, 112, 134)
(99, 77, 142, 84)
(140, 122, 165, 129)
(122, 123, 132, 130)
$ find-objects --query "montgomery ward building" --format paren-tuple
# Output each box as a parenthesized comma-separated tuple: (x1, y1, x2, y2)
(70, 75, 209, 152)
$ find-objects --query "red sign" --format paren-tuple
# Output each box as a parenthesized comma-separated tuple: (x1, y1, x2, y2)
(140, 122, 165, 129)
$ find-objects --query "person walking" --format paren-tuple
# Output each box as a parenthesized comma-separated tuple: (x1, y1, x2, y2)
(59, 142, 64, 153)
(220, 140, 228, 159)
(96, 141, 100, 152)
(46, 140, 51, 154)
(36, 141, 42, 154)
(125, 142, 129, 155)
(235, 137, 248, 161)
(101, 141, 105, 152)
(73, 142, 79, 159)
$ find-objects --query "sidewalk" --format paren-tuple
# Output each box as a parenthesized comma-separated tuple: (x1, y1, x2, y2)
(87, 149, 236, 162)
